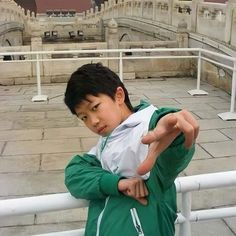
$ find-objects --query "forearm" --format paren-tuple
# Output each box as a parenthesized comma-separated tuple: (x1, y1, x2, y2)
(65, 154, 122, 200)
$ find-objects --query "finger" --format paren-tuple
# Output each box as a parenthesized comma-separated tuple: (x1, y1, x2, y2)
(141, 114, 178, 144)
(140, 181, 149, 197)
(175, 111, 198, 148)
(137, 142, 159, 175)
(135, 197, 148, 205)
(136, 180, 147, 198)
(138, 129, 180, 175)
(127, 183, 136, 197)
(181, 110, 199, 140)
(135, 180, 141, 198)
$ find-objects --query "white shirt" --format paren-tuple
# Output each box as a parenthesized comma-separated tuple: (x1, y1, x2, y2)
(88, 104, 157, 180)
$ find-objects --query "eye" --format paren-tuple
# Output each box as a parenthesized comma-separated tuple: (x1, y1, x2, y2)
(80, 115, 87, 122)
(91, 103, 99, 111)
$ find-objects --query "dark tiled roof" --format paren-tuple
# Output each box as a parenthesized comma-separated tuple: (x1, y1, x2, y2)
(36, 0, 92, 13)
(14, 0, 37, 13)
(204, 0, 227, 2)
(15, 0, 92, 13)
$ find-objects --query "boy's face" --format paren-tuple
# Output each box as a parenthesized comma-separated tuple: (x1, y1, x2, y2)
(75, 87, 131, 136)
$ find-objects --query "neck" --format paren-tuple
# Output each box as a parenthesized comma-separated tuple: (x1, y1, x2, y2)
(121, 105, 133, 123)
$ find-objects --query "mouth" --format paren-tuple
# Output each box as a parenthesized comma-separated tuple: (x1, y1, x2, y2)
(97, 126, 106, 135)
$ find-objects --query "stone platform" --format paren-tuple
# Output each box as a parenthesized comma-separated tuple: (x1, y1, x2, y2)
(0, 77, 235, 235)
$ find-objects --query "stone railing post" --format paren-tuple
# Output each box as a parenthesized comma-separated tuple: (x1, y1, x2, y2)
(191, 0, 197, 32)
(168, 0, 174, 25)
(130, 0, 133, 17)
(176, 19, 189, 48)
(106, 18, 119, 71)
(225, 0, 236, 43)
(140, 0, 143, 17)
(152, 0, 156, 20)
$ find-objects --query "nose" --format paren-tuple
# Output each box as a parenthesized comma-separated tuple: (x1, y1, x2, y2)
(89, 115, 99, 127)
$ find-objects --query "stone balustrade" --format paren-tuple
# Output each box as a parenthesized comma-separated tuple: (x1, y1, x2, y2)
(83, 0, 236, 48)
(0, 0, 35, 23)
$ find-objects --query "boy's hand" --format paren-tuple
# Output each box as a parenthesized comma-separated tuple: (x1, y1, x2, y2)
(137, 109, 199, 175)
(118, 178, 149, 205)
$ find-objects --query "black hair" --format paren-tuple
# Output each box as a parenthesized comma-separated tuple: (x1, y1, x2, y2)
(64, 63, 133, 115)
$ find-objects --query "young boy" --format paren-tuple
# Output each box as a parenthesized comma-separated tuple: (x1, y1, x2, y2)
(64, 63, 198, 236)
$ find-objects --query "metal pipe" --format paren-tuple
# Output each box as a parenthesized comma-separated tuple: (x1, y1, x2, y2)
(0, 193, 88, 217)
(190, 206, 236, 221)
(35, 53, 42, 96)
(197, 51, 201, 90)
(119, 51, 123, 81)
(230, 61, 236, 113)
(177, 206, 236, 223)
(33, 229, 85, 236)
(175, 170, 236, 193)
(0, 171, 235, 217)
(179, 192, 192, 236)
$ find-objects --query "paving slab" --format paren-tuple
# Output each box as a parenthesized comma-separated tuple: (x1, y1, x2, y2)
(0, 99, 36, 106)
(41, 153, 76, 171)
(184, 156, 236, 175)
(13, 117, 79, 129)
(21, 104, 67, 112)
(0, 215, 34, 227)
(80, 137, 99, 151)
(0, 129, 43, 141)
(220, 127, 236, 140)
(36, 208, 88, 224)
(198, 119, 236, 130)
(46, 110, 72, 118)
(189, 219, 235, 236)
(175, 96, 228, 104)
(0, 142, 5, 154)
(0, 172, 66, 196)
(192, 144, 212, 160)
(0, 111, 45, 120)
(0, 222, 86, 236)
(224, 217, 236, 234)
(171, 103, 217, 111)
(3, 139, 82, 155)
(0, 120, 13, 130)
(0, 155, 40, 173)
(193, 109, 227, 119)
(43, 127, 96, 139)
(190, 187, 236, 210)
(0, 105, 20, 112)
(197, 130, 230, 143)
(201, 140, 236, 158)
(208, 102, 233, 110)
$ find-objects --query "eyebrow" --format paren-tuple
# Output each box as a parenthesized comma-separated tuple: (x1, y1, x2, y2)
(75, 99, 93, 117)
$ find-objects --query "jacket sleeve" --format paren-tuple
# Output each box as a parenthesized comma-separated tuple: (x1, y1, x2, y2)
(65, 153, 123, 200)
(155, 135, 195, 190)
(149, 107, 195, 190)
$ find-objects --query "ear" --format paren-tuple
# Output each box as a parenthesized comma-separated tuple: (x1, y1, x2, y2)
(115, 87, 125, 104)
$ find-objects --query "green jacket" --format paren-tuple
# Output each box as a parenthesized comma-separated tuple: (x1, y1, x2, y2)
(65, 103, 195, 236)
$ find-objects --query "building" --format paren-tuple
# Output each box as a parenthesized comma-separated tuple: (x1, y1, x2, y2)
(14, 0, 92, 14)
(14, 0, 37, 13)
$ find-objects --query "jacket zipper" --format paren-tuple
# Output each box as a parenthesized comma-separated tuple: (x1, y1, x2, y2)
(130, 208, 145, 236)
(96, 197, 110, 236)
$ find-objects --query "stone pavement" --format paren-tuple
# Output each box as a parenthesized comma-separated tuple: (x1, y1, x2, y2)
(0, 77, 235, 236)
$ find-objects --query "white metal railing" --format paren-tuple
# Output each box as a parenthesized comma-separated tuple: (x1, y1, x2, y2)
(0, 47, 236, 120)
(0, 171, 236, 236)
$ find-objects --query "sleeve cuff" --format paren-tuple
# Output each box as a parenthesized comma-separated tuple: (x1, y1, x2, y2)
(100, 173, 122, 196)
